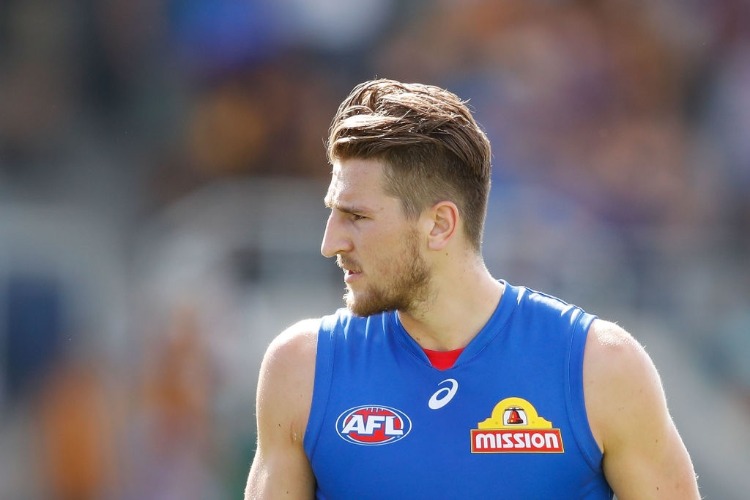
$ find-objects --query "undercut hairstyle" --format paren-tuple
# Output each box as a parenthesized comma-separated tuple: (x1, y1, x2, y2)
(327, 78, 492, 251)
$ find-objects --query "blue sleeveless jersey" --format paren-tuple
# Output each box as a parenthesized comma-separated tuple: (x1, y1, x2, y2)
(303, 282, 612, 499)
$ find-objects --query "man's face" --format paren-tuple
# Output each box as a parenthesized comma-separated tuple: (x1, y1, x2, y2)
(322, 158, 430, 316)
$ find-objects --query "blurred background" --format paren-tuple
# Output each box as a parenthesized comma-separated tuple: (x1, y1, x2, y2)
(0, 0, 748, 498)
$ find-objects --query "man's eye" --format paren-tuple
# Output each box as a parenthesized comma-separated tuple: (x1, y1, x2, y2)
(351, 214, 366, 221)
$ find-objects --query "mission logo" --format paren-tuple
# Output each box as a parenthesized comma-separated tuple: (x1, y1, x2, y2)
(336, 405, 412, 446)
(471, 397, 564, 453)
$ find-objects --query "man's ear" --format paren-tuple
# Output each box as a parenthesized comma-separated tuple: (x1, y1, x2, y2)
(424, 201, 459, 251)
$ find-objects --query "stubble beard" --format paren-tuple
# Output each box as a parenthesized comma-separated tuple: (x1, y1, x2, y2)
(344, 233, 431, 317)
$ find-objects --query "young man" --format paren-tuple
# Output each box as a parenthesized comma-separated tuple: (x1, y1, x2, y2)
(246, 79, 700, 499)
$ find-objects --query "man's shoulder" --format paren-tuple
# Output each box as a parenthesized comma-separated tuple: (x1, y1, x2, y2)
(265, 318, 321, 364)
(265, 308, 380, 363)
(582, 322, 700, 497)
(583, 319, 664, 448)
(511, 284, 593, 331)
(584, 319, 654, 388)
(258, 318, 321, 424)
(585, 319, 646, 367)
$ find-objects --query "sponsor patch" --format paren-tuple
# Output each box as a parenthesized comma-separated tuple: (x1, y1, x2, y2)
(471, 397, 564, 453)
(336, 405, 412, 446)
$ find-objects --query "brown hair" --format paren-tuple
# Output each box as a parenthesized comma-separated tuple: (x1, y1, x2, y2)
(327, 79, 492, 250)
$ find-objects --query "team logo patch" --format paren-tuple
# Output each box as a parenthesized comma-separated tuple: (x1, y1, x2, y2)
(336, 405, 412, 446)
(470, 397, 564, 453)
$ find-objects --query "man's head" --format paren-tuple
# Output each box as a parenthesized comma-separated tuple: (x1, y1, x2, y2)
(327, 79, 492, 251)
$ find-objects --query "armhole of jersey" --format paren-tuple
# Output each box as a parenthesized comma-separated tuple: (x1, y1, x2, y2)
(303, 314, 336, 461)
(565, 310, 604, 473)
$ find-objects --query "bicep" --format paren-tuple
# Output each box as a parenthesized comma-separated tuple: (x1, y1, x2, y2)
(585, 321, 699, 499)
(246, 322, 318, 499)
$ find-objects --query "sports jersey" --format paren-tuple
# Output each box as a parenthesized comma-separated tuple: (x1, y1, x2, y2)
(303, 282, 613, 499)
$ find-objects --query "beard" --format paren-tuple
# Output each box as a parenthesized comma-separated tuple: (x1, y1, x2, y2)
(343, 231, 431, 317)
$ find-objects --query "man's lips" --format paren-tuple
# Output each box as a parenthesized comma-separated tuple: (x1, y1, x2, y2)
(344, 269, 362, 283)
(337, 257, 361, 276)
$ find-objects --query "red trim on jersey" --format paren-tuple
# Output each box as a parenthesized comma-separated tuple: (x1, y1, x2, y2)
(423, 347, 464, 370)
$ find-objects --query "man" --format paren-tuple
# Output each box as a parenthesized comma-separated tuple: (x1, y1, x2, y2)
(246, 79, 700, 499)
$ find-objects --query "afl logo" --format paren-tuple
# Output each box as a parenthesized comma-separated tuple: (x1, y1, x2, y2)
(336, 405, 412, 446)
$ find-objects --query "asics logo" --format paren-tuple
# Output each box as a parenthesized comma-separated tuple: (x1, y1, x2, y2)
(428, 378, 459, 410)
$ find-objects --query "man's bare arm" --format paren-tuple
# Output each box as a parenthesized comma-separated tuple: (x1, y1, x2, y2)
(584, 319, 700, 499)
(245, 320, 319, 499)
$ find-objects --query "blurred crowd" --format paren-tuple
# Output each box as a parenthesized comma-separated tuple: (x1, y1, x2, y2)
(0, 0, 748, 498)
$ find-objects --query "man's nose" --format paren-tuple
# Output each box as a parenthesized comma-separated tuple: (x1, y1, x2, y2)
(321, 212, 352, 258)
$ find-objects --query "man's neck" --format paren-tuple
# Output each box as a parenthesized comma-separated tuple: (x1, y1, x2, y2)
(397, 266, 504, 351)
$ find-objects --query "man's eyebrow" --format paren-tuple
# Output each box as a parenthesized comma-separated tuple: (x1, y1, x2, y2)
(323, 198, 369, 215)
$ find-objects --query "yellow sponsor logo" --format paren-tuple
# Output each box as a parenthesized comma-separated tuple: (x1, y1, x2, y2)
(470, 397, 564, 453)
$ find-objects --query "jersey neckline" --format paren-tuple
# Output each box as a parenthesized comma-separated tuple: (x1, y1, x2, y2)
(388, 280, 520, 370)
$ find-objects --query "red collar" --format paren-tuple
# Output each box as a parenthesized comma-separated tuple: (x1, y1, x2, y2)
(422, 347, 464, 370)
